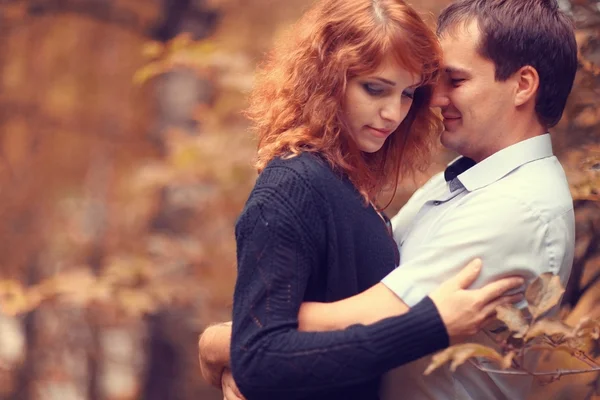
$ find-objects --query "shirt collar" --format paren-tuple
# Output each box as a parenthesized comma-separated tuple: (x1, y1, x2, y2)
(456, 134, 554, 192)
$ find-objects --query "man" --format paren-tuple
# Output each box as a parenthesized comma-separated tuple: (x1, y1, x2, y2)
(378, 0, 576, 398)
(200, 0, 577, 398)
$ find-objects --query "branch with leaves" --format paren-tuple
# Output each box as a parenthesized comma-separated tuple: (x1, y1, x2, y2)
(425, 273, 600, 384)
(0, 254, 198, 319)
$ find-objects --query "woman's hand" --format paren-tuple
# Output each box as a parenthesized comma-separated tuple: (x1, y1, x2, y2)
(222, 368, 246, 400)
(429, 259, 524, 341)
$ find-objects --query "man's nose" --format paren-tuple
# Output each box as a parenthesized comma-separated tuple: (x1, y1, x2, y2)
(431, 85, 450, 108)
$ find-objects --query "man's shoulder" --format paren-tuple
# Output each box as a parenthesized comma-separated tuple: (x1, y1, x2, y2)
(485, 156, 573, 220)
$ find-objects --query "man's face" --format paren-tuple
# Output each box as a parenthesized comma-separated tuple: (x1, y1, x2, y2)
(433, 20, 517, 162)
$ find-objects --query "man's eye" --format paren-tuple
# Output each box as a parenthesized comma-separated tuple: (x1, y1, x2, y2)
(363, 83, 384, 96)
(450, 78, 465, 87)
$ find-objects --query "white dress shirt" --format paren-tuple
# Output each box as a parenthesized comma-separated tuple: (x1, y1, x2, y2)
(380, 134, 575, 400)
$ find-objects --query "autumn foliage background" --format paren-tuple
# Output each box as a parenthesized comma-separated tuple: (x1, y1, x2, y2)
(0, 0, 598, 399)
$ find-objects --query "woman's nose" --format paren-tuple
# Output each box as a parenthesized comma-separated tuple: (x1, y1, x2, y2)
(381, 97, 409, 124)
(431, 84, 450, 108)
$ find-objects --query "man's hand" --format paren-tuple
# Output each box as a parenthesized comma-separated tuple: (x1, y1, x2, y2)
(429, 259, 524, 341)
(222, 368, 245, 400)
(198, 322, 233, 388)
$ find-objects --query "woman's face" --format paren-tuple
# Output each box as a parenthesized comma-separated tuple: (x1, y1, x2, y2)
(343, 56, 419, 153)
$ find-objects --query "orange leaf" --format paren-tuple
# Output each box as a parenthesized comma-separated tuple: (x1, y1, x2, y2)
(524, 319, 574, 341)
(142, 41, 165, 59)
(0, 280, 30, 316)
(573, 316, 600, 340)
(117, 289, 157, 317)
(133, 62, 169, 85)
(564, 336, 591, 353)
(424, 343, 513, 375)
(496, 305, 529, 338)
(525, 273, 565, 320)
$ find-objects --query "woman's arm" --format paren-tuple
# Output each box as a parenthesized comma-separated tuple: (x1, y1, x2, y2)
(198, 284, 405, 389)
(298, 283, 409, 331)
(199, 260, 523, 393)
(197, 284, 406, 389)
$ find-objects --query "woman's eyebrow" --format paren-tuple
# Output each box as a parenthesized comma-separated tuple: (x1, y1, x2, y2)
(371, 77, 396, 86)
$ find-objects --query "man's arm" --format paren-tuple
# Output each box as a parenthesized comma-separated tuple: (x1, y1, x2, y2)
(382, 191, 542, 308)
(198, 322, 232, 387)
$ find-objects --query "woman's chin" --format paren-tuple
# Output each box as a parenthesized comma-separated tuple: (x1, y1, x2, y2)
(359, 143, 385, 153)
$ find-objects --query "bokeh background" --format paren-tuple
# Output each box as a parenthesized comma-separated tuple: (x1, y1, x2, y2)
(0, 0, 598, 399)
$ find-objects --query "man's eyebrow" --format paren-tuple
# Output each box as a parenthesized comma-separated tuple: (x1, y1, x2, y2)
(444, 66, 471, 75)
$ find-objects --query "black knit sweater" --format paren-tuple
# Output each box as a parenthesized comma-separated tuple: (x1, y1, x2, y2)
(231, 152, 449, 400)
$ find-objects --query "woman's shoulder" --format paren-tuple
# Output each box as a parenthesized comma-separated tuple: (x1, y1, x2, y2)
(266, 152, 332, 174)
(241, 153, 333, 238)
(258, 152, 339, 189)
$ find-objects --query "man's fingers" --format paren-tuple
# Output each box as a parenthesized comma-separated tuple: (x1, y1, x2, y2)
(478, 277, 524, 302)
(454, 258, 483, 289)
(482, 293, 524, 322)
(480, 295, 517, 320)
(504, 293, 524, 305)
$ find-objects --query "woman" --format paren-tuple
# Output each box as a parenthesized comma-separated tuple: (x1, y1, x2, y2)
(206, 0, 523, 399)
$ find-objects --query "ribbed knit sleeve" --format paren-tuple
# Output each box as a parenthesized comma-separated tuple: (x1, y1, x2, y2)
(230, 164, 449, 400)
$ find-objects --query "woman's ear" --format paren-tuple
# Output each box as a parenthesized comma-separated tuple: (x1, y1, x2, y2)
(514, 65, 539, 107)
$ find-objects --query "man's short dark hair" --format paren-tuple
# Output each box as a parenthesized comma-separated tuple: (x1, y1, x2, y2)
(437, 0, 577, 128)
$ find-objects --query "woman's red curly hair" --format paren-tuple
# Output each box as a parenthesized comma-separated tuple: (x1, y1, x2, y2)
(247, 0, 442, 203)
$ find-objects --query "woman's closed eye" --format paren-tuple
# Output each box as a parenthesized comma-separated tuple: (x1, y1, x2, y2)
(362, 83, 385, 96)
(402, 88, 415, 99)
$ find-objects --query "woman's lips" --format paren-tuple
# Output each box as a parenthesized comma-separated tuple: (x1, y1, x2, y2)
(367, 126, 392, 138)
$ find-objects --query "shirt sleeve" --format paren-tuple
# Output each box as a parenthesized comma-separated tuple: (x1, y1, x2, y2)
(382, 190, 566, 308)
(231, 167, 449, 399)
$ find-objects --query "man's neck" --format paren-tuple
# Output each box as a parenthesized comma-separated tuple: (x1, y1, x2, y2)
(471, 120, 546, 163)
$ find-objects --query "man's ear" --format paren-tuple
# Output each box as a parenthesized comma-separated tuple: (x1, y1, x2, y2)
(514, 65, 539, 107)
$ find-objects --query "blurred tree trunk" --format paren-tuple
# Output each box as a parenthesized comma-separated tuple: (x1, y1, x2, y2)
(142, 1, 221, 399)
(149, 0, 219, 149)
